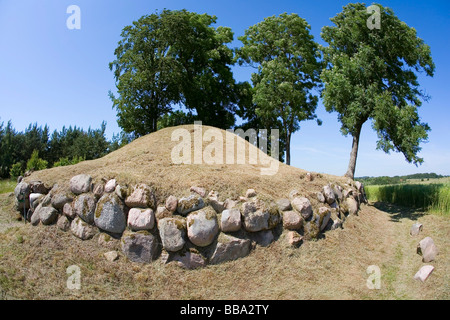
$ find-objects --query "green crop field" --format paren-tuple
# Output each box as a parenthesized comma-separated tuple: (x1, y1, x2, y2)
(365, 182, 450, 216)
(0, 179, 15, 194)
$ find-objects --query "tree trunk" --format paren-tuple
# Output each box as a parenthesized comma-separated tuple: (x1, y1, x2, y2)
(345, 122, 363, 180)
(286, 130, 291, 166)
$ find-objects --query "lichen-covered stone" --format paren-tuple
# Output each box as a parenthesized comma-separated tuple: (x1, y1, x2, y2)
(282, 210, 303, 230)
(71, 217, 97, 240)
(317, 207, 332, 231)
(73, 193, 96, 225)
(125, 184, 156, 209)
(63, 202, 76, 219)
(38, 206, 58, 225)
(323, 185, 336, 205)
(155, 206, 173, 221)
(161, 250, 206, 269)
(51, 193, 73, 210)
(186, 206, 219, 247)
(276, 198, 292, 211)
(241, 199, 280, 232)
(104, 179, 117, 193)
(93, 183, 104, 199)
(177, 194, 205, 216)
(190, 186, 206, 197)
(286, 231, 303, 246)
(220, 208, 241, 232)
(95, 193, 126, 234)
(14, 181, 30, 211)
(209, 235, 251, 264)
(127, 208, 155, 231)
(346, 197, 359, 216)
(121, 231, 160, 263)
(57, 214, 71, 231)
(70, 174, 92, 195)
(165, 195, 178, 212)
(241, 200, 269, 232)
(158, 217, 187, 252)
(291, 197, 313, 220)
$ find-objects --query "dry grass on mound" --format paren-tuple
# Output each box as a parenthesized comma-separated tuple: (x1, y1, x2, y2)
(24, 125, 348, 205)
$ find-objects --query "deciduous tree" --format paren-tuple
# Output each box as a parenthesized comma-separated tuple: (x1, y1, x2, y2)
(320, 3, 435, 179)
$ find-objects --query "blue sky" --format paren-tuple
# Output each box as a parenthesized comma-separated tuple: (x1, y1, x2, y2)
(0, 0, 449, 177)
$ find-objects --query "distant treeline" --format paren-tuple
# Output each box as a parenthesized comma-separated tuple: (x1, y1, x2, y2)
(0, 119, 133, 179)
(356, 173, 447, 186)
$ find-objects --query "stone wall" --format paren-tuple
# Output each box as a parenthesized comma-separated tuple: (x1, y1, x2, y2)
(13, 174, 367, 269)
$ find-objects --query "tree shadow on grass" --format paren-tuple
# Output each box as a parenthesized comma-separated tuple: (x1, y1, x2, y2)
(371, 201, 427, 222)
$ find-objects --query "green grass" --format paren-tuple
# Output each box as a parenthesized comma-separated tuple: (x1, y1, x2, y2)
(0, 180, 15, 194)
(365, 183, 450, 216)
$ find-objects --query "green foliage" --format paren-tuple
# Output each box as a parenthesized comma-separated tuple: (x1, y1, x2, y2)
(237, 13, 321, 165)
(109, 9, 238, 136)
(365, 183, 450, 216)
(357, 173, 446, 186)
(320, 3, 435, 177)
(157, 110, 196, 130)
(9, 163, 24, 179)
(53, 156, 85, 167)
(0, 179, 16, 194)
(26, 150, 48, 172)
(0, 118, 117, 178)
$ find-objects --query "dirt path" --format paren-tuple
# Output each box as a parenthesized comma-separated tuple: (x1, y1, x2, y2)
(369, 202, 449, 299)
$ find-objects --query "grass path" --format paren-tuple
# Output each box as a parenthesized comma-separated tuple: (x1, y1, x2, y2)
(0, 192, 448, 300)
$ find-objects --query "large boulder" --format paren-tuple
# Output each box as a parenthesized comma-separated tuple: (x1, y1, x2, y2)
(417, 237, 438, 263)
(209, 234, 252, 265)
(276, 198, 292, 212)
(186, 206, 219, 247)
(346, 197, 359, 216)
(125, 184, 156, 209)
(316, 207, 332, 231)
(104, 179, 117, 193)
(161, 250, 207, 270)
(414, 265, 435, 282)
(121, 231, 160, 263)
(63, 202, 76, 219)
(14, 181, 31, 211)
(127, 208, 155, 231)
(70, 174, 92, 195)
(410, 223, 423, 236)
(29, 181, 50, 194)
(177, 194, 205, 216)
(165, 195, 178, 213)
(70, 217, 97, 240)
(73, 194, 96, 224)
(38, 206, 59, 225)
(282, 210, 303, 230)
(220, 208, 242, 232)
(158, 217, 187, 252)
(29, 193, 44, 210)
(241, 199, 280, 232)
(323, 185, 336, 205)
(94, 193, 127, 234)
(51, 192, 73, 210)
(291, 197, 313, 220)
(57, 215, 71, 231)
